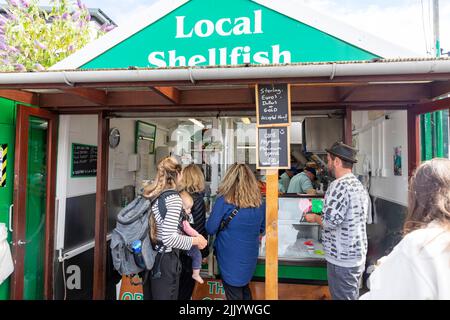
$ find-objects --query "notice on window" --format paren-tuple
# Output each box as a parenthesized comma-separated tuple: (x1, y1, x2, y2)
(257, 127, 290, 169)
(256, 83, 291, 127)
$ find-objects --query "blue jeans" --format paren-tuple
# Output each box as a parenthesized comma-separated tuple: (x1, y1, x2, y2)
(327, 262, 365, 300)
(186, 246, 202, 270)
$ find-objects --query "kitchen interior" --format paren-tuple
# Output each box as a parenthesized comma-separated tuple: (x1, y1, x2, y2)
(109, 109, 345, 283)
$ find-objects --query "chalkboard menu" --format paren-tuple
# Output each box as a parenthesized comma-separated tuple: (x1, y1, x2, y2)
(71, 143, 97, 177)
(257, 126, 290, 169)
(256, 83, 291, 127)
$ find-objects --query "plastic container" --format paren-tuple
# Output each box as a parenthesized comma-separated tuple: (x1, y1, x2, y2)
(131, 239, 146, 269)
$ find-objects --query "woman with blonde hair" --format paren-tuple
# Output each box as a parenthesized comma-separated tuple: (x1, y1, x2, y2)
(177, 164, 210, 300)
(206, 164, 265, 300)
(143, 157, 207, 300)
(361, 158, 450, 300)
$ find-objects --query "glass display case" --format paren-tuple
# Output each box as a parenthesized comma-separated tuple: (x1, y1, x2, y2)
(259, 195, 326, 263)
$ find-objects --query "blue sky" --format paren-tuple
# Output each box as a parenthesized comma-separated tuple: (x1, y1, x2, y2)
(2, 0, 449, 56)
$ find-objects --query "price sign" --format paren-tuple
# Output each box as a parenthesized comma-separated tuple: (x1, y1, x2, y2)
(256, 83, 291, 127)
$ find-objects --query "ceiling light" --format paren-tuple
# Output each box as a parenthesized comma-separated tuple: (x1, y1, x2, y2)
(241, 117, 251, 124)
(189, 118, 205, 128)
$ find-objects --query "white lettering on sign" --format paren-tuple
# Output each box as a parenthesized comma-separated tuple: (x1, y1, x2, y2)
(176, 10, 263, 39)
(147, 9, 292, 67)
(148, 45, 290, 67)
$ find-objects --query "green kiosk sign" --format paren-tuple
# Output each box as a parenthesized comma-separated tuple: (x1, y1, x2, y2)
(80, 0, 379, 70)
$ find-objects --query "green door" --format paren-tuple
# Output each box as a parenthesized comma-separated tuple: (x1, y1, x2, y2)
(10, 105, 58, 300)
(0, 99, 15, 300)
(22, 116, 48, 300)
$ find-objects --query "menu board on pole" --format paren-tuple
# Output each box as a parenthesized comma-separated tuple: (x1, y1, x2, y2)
(257, 126, 290, 169)
(256, 84, 291, 127)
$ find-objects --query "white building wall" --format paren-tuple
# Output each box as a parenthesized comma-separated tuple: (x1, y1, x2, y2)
(353, 110, 409, 206)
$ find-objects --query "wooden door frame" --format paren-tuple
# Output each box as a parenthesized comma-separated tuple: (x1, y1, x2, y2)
(11, 105, 58, 300)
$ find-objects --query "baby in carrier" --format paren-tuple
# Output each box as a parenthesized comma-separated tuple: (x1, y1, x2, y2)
(179, 191, 204, 284)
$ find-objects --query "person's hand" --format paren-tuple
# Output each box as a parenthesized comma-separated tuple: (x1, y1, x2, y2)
(304, 213, 318, 224)
(202, 257, 208, 264)
(193, 234, 208, 250)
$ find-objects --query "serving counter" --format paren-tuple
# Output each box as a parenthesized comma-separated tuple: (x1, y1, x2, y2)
(254, 194, 328, 283)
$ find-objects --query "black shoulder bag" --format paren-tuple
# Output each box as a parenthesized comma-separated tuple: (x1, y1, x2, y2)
(213, 207, 239, 256)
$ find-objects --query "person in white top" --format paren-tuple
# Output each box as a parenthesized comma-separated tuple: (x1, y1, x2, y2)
(360, 158, 450, 300)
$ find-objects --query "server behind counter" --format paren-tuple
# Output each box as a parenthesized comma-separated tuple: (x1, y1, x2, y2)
(286, 167, 317, 195)
(278, 167, 298, 193)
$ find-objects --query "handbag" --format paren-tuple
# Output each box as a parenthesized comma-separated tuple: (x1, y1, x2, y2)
(212, 207, 239, 256)
(118, 274, 144, 300)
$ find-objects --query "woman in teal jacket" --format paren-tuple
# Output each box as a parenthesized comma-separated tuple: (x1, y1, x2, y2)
(206, 164, 265, 300)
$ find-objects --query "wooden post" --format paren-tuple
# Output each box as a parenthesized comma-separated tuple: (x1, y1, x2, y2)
(93, 111, 109, 300)
(344, 106, 353, 145)
(265, 169, 279, 300)
(407, 109, 420, 178)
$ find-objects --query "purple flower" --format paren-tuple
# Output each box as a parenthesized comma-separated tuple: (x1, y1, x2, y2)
(34, 40, 47, 50)
(19, 0, 29, 8)
(2, 59, 9, 64)
(62, 13, 70, 20)
(72, 11, 80, 21)
(68, 44, 74, 51)
(0, 42, 8, 51)
(34, 63, 44, 71)
(8, 46, 19, 53)
(13, 63, 26, 71)
(105, 24, 115, 32)
(77, 0, 83, 9)
(8, 0, 19, 7)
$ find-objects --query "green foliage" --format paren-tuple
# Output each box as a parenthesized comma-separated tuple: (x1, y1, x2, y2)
(0, 0, 114, 71)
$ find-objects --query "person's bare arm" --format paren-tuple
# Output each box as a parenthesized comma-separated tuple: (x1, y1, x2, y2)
(305, 213, 323, 226)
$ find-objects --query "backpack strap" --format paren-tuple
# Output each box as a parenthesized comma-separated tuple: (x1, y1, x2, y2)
(152, 189, 179, 251)
(218, 207, 240, 233)
(156, 189, 179, 220)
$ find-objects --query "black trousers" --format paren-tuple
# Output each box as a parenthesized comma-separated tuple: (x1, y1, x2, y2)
(149, 249, 181, 300)
(178, 252, 196, 300)
(222, 281, 253, 300)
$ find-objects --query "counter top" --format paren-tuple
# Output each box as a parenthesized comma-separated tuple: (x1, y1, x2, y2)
(279, 193, 325, 198)
(257, 257, 326, 268)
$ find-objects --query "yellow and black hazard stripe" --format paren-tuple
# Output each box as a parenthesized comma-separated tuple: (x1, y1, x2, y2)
(0, 144, 7, 188)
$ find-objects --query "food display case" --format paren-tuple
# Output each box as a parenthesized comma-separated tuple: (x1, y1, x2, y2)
(254, 194, 328, 284)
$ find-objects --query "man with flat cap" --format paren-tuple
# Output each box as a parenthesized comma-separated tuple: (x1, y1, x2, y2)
(305, 142, 370, 300)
